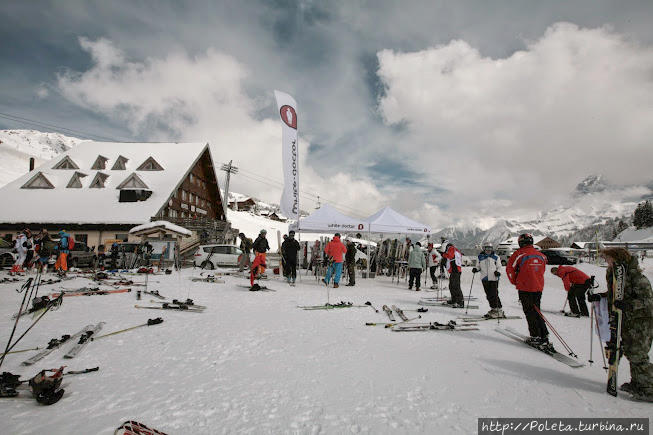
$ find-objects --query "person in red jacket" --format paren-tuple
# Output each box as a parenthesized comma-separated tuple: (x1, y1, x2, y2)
(551, 266, 591, 317)
(441, 240, 464, 307)
(323, 233, 347, 288)
(506, 233, 551, 349)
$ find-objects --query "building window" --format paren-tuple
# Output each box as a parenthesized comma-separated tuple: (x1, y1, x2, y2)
(189, 173, 194, 184)
(115, 233, 129, 242)
(53, 156, 79, 170)
(75, 234, 88, 245)
(137, 157, 164, 171)
(21, 172, 55, 189)
(89, 172, 109, 188)
(91, 155, 108, 170)
(116, 173, 149, 189)
(112, 155, 129, 170)
(66, 172, 88, 188)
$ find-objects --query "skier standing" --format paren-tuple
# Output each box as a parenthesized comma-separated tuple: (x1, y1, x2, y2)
(474, 243, 504, 318)
(281, 231, 300, 285)
(345, 239, 357, 286)
(441, 240, 464, 307)
(35, 229, 54, 273)
(23, 229, 34, 270)
(426, 243, 440, 289)
(252, 229, 270, 275)
(506, 233, 551, 349)
(11, 230, 28, 274)
(550, 266, 591, 317)
(238, 233, 253, 272)
(407, 242, 426, 291)
(323, 233, 347, 288)
(54, 230, 72, 275)
(602, 248, 653, 401)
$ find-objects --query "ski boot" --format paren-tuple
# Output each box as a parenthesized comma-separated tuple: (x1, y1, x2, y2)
(564, 312, 581, 318)
(250, 283, 261, 291)
(29, 367, 65, 405)
(452, 302, 464, 308)
(620, 382, 635, 393)
(430, 285, 437, 289)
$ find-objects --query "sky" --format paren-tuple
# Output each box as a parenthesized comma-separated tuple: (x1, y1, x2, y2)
(1, 1, 652, 230)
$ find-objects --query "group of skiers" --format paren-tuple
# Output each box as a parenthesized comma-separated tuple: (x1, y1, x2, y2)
(8, 228, 72, 276)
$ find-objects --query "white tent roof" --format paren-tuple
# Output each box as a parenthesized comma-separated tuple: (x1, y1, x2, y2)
(291, 204, 367, 234)
(365, 206, 431, 235)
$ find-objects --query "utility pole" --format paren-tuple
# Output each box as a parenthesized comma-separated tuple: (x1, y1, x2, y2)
(220, 160, 239, 220)
(316, 195, 321, 209)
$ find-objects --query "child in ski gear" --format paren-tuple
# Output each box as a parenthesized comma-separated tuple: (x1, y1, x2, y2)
(602, 248, 653, 401)
(475, 244, 504, 318)
(238, 232, 253, 272)
(407, 242, 426, 291)
(550, 266, 591, 317)
(506, 233, 551, 349)
(345, 240, 357, 286)
(441, 240, 464, 307)
(323, 233, 347, 288)
(426, 243, 440, 289)
(252, 229, 270, 275)
(11, 230, 28, 274)
(281, 231, 300, 284)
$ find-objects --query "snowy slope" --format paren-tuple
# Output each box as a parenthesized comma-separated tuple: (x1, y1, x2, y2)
(614, 226, 653, 243)
(0, 261, 651, 433)
(0, 130, 84, 187)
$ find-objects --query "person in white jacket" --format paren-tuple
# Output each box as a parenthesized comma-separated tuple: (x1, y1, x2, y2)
(473, 243, 504, 318)
(12, 230, 29, 274)
(426, 243, 441, 289)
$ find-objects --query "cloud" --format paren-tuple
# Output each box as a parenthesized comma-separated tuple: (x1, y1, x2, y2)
(376, 22, 653, 217)
(56, 37, 386, 219)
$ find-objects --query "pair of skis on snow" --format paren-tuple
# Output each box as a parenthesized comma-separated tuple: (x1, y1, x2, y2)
(135, 300, 205, 312)
(21, 322, 105, 365)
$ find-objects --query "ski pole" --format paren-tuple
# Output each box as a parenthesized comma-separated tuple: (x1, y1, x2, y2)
(65, 367, 99, 375)
(0, 278, 33, 368)
(465, 271, 477, 315)
(533, 305, 578, 357)
(589, 305, 594, 365)
(0, 346, 41, 357)
(560, 299, 568, 313)
(364, 301, 379, 312)
(91, 318, 163, 341)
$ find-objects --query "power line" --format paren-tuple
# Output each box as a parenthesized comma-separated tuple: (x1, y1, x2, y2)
(0, 111, 129, 142)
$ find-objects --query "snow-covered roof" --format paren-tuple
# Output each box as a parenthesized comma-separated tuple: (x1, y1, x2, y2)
(129, 220, 192, 237)
(0, 141, 212, 225)
(366, 206, 431, 235)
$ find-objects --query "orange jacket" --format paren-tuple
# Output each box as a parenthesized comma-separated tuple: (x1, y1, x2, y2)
(324, 236, 347, 263)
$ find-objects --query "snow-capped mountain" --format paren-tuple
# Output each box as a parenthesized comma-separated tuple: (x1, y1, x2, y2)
(0, 129, 85, 187)
(434, 176, 653, 247)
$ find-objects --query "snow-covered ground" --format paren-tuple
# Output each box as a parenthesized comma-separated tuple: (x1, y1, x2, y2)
(0, 260, 651, 434)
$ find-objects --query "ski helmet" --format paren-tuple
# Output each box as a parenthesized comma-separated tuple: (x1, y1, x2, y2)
(518, 233, 534, 248)
(482, 243, 493, 251)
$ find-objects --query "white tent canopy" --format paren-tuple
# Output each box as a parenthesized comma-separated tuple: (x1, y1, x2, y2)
(290, 204, 367, 234)
(365, 206, 431, 235)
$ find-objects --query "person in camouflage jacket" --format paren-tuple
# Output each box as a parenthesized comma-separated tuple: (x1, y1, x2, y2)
(602, 248, 653, 401)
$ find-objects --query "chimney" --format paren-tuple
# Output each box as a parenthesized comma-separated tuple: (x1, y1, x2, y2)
(29, 157, 35, 172)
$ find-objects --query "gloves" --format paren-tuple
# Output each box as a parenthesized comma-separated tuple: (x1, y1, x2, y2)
(472, 268, 478, 274)
(494, 271, 501, 277)
(587, 293, 603, 302)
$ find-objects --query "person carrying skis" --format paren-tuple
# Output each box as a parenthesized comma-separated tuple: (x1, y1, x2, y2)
(238, 232, 253, 272)
(11, 230, 29, 274)
(252, 229, 270, 274)
(550, 266, 591, 317)
(54, 230, 72, 275)
(441, 240, 464, 307)
(601, 248, 653, 401)
(408, 242, 426, 291)
(281, 231, 300, 285)
(345, 239, 357, 286)
(506, 233, 551, 350)
(426, 243, 440, 289)
(323, 233, 347, 288)
(474, 243, 504, 318)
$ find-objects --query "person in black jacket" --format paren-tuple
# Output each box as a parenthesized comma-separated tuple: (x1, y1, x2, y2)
(345, 240, 357, 286)
(252, 229, 270, 276)
(281, 231, 300, 285)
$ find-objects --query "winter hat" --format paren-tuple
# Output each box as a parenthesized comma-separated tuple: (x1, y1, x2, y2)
(334, 233, 341, 237)
(415, 242, 421, 247)
(239, 233, 245, 238)
(260, 229, 267, 235)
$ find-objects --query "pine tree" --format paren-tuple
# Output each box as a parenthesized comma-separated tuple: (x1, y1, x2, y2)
(633, 200, 653, 229)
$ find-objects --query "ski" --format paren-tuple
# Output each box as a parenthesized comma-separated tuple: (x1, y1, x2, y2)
(607, 263, 626, 396)
(458, 315, 521, 322)
(22, 324, 94, 365)
(238, 285, 276, 292)
(64, 322, 105, 359)
(391, 305, 408, 321)
(191, 276, 225, 283)
(495, 327, 584, 368)
(115, 420, 168, 435)
(134, 304, 204, 312)
(417, 300, 479, 309)
(420, 296, 478, 301)
(382, 305, 395, 321)
(149, 299, 207, 309)
(298, 301, 367, 310)
(144, 290, 165, 299)
(50, 288, 131, 298)
(393, 321, 479, 332)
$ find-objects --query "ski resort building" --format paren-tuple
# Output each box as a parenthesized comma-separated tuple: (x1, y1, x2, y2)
(0, 141, 233, 254)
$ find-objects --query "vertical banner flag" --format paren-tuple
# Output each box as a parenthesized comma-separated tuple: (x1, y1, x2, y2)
(274, 90, 299, 221)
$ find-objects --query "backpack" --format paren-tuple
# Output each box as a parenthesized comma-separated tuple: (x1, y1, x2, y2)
(40, 240, 55, 258)
(68, 236, 75, 250)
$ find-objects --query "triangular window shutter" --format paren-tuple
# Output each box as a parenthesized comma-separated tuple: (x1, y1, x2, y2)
(66, 172, 88, 188)
(111, 155, 129, 170)
(136, 157, 164, 171)
(53, 156, 80, 170)
(116, 173, 149, 189)
(89, 172, 109, 188)
(91, 155, 108, 170)
(21, 172, 55, 189)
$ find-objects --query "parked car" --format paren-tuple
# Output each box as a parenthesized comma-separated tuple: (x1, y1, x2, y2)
(67, 241, 97, 268)
(193, 244, 248, 269)
(0, 239, 17, 268)
(540, 249, 578, 265)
